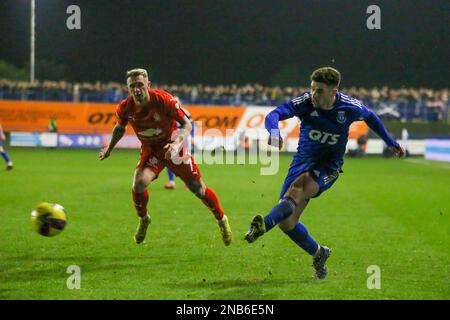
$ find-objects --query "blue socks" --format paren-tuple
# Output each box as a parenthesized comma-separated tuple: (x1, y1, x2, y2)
(167, 169, 175, 181)
(263, 197, 320, 256)
(285, 222, 319, 255)
(263, 197, 296, 231)
(1, 151, 11, 163)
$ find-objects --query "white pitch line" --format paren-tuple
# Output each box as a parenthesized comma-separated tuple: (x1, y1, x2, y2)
(405, 158, 450, 170)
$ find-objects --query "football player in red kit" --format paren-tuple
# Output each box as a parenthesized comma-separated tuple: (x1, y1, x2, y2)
(99, 68, 232, 246)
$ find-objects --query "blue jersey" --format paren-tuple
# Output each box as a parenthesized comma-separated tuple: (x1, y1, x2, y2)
(0, 125, 4, 147)
(265, 91, 399, 169)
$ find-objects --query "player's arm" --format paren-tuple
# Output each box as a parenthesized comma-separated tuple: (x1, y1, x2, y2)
(361, 107, 405, 157)
(164, 114, 192, 160)
(161, 95, 192, 159)
(99, 101, 127, 160)
(265, 100, 299, 150)
(99, 124, 126, 160)
(176, 115, 193, 143)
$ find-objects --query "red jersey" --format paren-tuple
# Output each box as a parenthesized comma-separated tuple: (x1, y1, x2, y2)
(115, 89, 186, 147)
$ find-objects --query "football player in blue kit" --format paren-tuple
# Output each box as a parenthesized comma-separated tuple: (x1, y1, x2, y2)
(0, 124, 13, 170)
(244, 67, 405, 279)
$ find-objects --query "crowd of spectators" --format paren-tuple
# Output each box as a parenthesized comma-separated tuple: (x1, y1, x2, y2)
(0, 79, 448, 121)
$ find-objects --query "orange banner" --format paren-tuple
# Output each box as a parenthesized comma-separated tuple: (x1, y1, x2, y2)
(0, 100, 117, 134)
(0, 100, 246, 135)
(0, 100, 367, 138)
(187, 106, 245, 134)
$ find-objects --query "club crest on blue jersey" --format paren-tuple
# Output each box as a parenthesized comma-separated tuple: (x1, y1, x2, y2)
(336, 111, 347, 124)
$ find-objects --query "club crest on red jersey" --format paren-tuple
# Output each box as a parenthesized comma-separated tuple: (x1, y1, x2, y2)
(146, 156, 158, 168)
(153, 113, 161, 122)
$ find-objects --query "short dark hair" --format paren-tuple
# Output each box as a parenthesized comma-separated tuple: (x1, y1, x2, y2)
(310, 67, 341, 88)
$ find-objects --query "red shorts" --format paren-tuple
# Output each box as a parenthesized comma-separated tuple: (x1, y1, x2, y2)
(136, 145, 201, 183)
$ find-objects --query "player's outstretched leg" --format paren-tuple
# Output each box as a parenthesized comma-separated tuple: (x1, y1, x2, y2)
(201, 186, 232, 246)
(278, 172, 331, 279)
(169, 156, 232, 245)
(281, 219, 331, 279)
(244, 197, 296, 243)
(132, 189, 151, 244)
(132, 167, 155, 244)
(187, 179, 232, 246)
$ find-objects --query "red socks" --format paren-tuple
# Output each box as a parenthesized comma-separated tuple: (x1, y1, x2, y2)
(132, 189, 149, 217)
(201, 187, 224, 220)
(132, 187, 223, 220)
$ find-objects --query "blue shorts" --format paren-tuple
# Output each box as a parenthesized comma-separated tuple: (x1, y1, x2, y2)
(279, 161, 341, 199)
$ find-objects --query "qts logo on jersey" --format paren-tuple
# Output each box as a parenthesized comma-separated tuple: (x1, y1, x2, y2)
(309, 130, 340, 145)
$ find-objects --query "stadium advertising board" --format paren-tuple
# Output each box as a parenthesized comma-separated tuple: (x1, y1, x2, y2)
(58, 134, 102, 148)
(425, 139, 450, 162)
(2, 100, 369, 152)
(0, 100, 245, 135)
(10, 132, 58, 147)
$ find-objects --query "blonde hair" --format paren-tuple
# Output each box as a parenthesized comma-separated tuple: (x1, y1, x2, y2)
(126, 68, 148, 79)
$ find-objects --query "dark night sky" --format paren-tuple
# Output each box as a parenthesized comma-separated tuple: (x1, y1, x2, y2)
(0, 0, 449, 87)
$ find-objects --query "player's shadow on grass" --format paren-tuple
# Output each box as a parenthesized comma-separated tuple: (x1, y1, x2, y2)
(0, 255, 141, 285)
(167, 278, 310, 300)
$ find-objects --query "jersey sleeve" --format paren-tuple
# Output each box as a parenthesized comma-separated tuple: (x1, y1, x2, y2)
(161, 93, 187, 122)
(356, 105, 399, 148)
(352, 104, 372, 121)
(115, 99, 128, 126)
(265, 93, 309, 137)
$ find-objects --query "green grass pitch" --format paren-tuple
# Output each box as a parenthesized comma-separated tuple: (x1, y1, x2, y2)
(0, 147, 449, 299)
